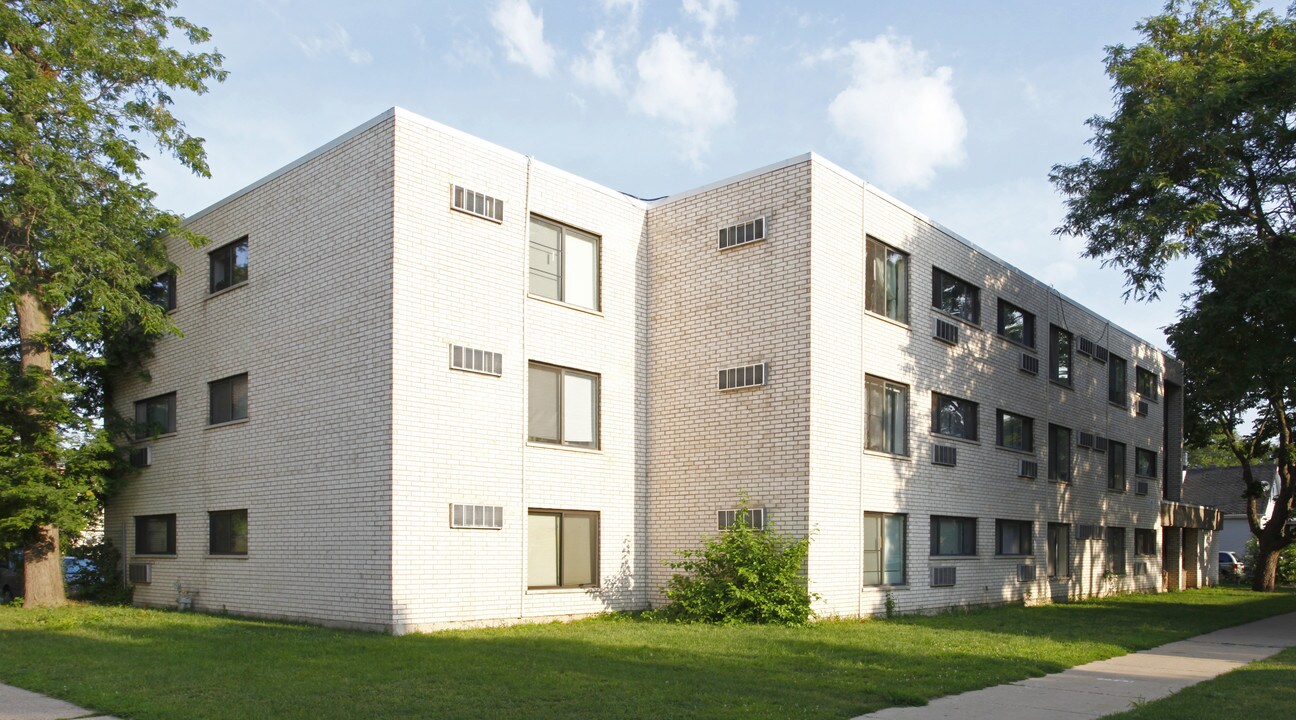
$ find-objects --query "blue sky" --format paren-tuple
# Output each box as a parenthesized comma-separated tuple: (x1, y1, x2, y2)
(148, 0, 1245, 349)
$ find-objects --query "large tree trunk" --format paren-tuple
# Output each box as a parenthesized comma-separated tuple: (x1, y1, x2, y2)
(15, 291, 66, 608)
(1251, 542, 1280, 593)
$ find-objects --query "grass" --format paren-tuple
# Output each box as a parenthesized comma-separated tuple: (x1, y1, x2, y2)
(1105, 645, 1296, 719)
(1, 588, 1294, 719)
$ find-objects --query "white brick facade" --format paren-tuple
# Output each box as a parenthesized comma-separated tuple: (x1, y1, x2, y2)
(104, 108, 1213, 633)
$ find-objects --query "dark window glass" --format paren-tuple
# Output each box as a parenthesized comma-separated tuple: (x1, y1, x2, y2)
(866, 237, 909, 323)
(1134, 528, 1156, 556)
(134, 514, 176, 555)
(862, 513, 906, 585)
(1049, 325, 1073, 386)
(995, 519, 1032, 556)
(1136, 367, 1158, 400)
(134, 393, 176, 437)
(932, 393, 978, 441)
(147, 273, 176, 311)
(1106, 527, 1126, 575)
(209, 374, 248, 425)
(1109, 355, 1128, 406)
(996, 410, 1033, 452)
(1136, 448, 1157, 477)
(1108, 441, 1127, 491)
(1047, 523, 1071, 578)
(1048, 424, 1071, 481)
(931, 268, 980, 323)
(996, 299, 1035, 348)
(209, 237, 249, 293)
(930, 515, 976, 556)
(209, 509, 248, 555)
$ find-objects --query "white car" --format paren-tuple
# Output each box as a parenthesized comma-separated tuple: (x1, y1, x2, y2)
(1219, 551, 1245, 582)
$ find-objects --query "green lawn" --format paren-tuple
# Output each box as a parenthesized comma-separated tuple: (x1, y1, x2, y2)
(1105, 645, 1296, 719)
(1, 588, 1294, 720)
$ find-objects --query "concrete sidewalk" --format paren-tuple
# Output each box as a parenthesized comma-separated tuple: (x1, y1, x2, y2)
(0, 683, 117, 720)
(852, 611, 1296, 719)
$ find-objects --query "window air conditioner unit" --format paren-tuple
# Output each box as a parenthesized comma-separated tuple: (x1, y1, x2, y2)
(1019, 459, 1039, 479)
(931, 566, 956, 587)
(128, 563, 152, 584)
(1019, 353, 1039, 375)
(932, 444, 957, 467)
(933, 318, 959, 345)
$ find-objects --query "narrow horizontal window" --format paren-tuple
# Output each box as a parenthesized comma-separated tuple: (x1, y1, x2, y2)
(451, 184, 505, 222)
(718, 362, 767, 391)
(450, 344, 503, 377)
(718, 216, 766, 250)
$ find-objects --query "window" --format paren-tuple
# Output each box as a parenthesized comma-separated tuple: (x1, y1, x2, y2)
(866, 237, 909, 323)
(866, 376, 908, 455)
(996, 299, 1035, 348)
(528, 363, 599, 449)
(209, 373, 248, 425)
(1049, 325, 1073, 386)
(930, 515, 976, 556)
(718, 508, 766, 530)
(1109, 354, 1128, 406)
(996, 410, 1033, 452)
(452, 184, 504, 222)
(1047, 523, 1071, 578)
(1106, 527, 1126, 575)
(527, 509, 597, 588)
(863, 513, 906, 585)
(147, 272, 176, 311)
(931, 267, 980, 323)
(529, 216, 599, 311)
(1108, 440, 1127, 491)
(209, 236, 248, 293)
(1047, 424, 1071, 481)
(1134, 528, 1156, 556)
(718, 217, 765, 250)
(209, 509, 247, 555)
(1136, 448, 1157, 477)
(1136, 367, 1158, 400)
(931, 393, 977, 441)
(134, 392, 176, 437)
(134, 514, 176, 555)
(995, 519, 1033, 556)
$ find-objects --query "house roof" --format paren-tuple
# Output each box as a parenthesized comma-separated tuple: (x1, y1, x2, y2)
(1182, 464, 1278, 514)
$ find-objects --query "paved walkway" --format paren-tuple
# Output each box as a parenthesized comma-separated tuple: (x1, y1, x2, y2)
(0, 683, 117, 720)
(852, 611, 1296, 719)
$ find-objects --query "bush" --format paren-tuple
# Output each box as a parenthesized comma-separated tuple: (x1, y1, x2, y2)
(66, 539, 133, 604)
(1242, 537, 1296, 586)
(652, 499, 816, 625)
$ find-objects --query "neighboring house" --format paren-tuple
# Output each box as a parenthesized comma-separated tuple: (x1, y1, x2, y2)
(104, 108, 1218, 633)
(1183, 464, 1279, 556)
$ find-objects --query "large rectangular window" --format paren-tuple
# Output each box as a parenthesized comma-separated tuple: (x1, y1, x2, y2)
(209, 236, 248, 293)
(209, 374, 248, 425)
(1136, 367, 1159, 401)
(931, 392, 978, 441)
(996, 409, 1033, 452)
(529, 217, 600, 311)
(1047, 523, 1071, 578)
(1048, 424, 1071, 481)
(209, 509, 248, 555)
(1108, 440, 1128, 491)
(862, 513, 906, 585)
(1109, 354, 1128, 406)
(1136, 448, 1158, 477)
(527, 509, 598, 588)
(995, 519, 1032, 556)
(996, 299, 1035, 348)
(931, 267, 980, 324)
(1106, 527, 1127, 575)
(1049, 325, 1073, 386)
(134, 514, 176, 555)
(866, 376, 908, 455)
(134, 392, 176, 438)
(528, 363, 599, 449)
(1134, 528, 1156, 556)
(866, 237, 908, 323)
(930, 515, 976, 556)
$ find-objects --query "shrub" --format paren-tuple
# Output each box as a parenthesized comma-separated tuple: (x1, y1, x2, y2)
(66, 539, 133, 604)
(653, 498, 816, 625)
(1242, 537, 1296, 586)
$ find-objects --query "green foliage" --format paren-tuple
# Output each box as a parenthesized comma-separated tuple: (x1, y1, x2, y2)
(0, 1, 225, 554)
(1242, 536, 1296, 586)
(653, 499, 815, 625)
(66, 539, 132, 605)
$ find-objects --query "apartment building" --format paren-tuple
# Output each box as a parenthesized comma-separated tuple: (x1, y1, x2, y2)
(104, 108, 1218, 633)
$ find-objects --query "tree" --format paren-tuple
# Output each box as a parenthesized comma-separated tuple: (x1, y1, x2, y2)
(0, 1, 224, 606)
(1051, 0, 1295, 591)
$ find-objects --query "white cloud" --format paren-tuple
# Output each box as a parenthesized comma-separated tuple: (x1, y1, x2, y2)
(490, 0, 556, 77)
(632, 31, 736, 164)
(294, 23, 372, 65)
(823, 34, 966, 189)
(683, 0, 737, 45)
(572, 30, 624, 95)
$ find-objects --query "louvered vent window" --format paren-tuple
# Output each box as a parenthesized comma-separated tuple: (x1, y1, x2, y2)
(718, 362, 768, 390)
(931, 566, 956, 587)
(932, 444, 958, 466)
(451, 504, 504, 529)
(452, 184, 504, 222)
(450, 344, 503, 377)
(1019, 353, 1039, 375)
(718, 508, 766, 530)
(933, 318, 959, 344)
(718, 217, 766, 250)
